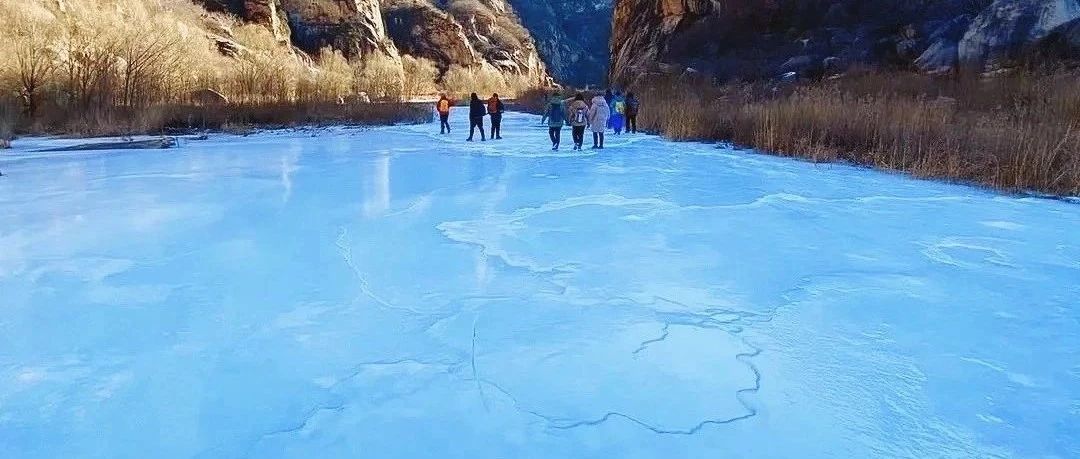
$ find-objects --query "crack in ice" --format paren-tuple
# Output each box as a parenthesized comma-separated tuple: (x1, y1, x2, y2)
(473, 312, 767, 436)
(335, 227, 426, 315)
(471, 316, 489, 411)
(632, 323, 670, 357)
(251, 358, 465, 443)
(544, 341, 763, 435)
(258, 403, 347, 438)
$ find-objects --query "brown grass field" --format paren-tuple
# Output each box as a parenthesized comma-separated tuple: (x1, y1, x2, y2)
(631, 70, 1080, 196)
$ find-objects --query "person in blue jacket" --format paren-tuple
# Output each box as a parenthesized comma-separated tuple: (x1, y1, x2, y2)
(611, 91, 626, 135)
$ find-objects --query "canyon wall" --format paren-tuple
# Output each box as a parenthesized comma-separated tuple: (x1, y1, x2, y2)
(610, 0, 1080, 85)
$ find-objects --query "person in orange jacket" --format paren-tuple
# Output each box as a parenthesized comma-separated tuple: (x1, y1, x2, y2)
(487, 93, 505, 140)
(436, 94, 452, 134)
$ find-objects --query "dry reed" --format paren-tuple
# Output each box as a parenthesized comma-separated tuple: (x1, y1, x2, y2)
(635, 70, 1080, 196)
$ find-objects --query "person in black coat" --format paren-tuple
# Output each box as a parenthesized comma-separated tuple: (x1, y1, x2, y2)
(467, 93, 487, 142)
(625, 92, 640, 134)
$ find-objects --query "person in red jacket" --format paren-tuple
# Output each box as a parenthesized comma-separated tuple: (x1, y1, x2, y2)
(487, 93, 505, 140)
(436, 94, 452, 134)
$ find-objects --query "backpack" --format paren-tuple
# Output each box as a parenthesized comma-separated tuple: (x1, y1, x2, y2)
(615, 101, 626, 114)
(573, 107, 587, 124)
(487, 99, 499, 114)
(437, 99, 450, 113)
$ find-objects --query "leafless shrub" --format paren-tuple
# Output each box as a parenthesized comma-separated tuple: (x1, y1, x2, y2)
(353, 55, 404, 101)
(115, 17, 187, 107)
(401, 55, 439, 100)
(298, 48, 353, 103)
(442, 64, 506, 99)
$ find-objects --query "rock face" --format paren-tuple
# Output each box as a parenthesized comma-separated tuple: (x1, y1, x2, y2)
(508, 0, 614, 86)
(381, 0, 550, 86)
(915, 15, 974, 73)
(610, 0, 729, 85)
(960, 0, 1080, 69)
(197, 0, 550, 87)
(1040, 17, 1080, 58)
(197, 0, 291, 42)
(383, 0, 480, 69)
(609, 0, 1080, 85)
(194, 0, 400, 61)
(279, 0, 400, 63)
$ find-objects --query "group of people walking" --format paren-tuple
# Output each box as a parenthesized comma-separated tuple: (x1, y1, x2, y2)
(435, 89, 640, 151)
(436, 92, 505, 141)
(543, 89, 639, 151)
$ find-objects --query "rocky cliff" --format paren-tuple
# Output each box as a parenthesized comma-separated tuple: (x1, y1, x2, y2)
(197, 0, 401, 63)
(610, 0, 1080, 85)
(381, 0, 549, 86)
(198, 0, 292, 43)
(278, 0, 401, 63)
(196, 0, 550, 89)
(508, 0, 614, 86)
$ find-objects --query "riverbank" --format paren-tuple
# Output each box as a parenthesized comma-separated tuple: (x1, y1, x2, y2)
(635, 70, 1080, 196)
(0, 101, 433, 141)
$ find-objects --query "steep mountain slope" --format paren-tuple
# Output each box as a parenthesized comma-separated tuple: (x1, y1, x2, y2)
(610, 0, 1080, 85)
(196, 0, 550, 90)
(279, 0, 400, 62)
(197, 0, 292, 43)
(381, 0, 550, 87)
(196, 0, 401, 63)
(508, 0, 613, 86)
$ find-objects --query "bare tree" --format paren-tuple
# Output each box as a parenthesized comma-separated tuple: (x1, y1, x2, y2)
(117, 24, 184, 107)
(13, 20, 57, 117)
(60, 20, 120, 113)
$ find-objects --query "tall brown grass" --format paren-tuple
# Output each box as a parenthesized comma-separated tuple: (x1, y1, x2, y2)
(508, 87, 592, 115)
(441, 64, 535, 101)
(160, 102, 433, 134)
(0, 0, 434, 137)
(509, 87, 556, 114)
(635, 70, 1080, 196)
(401, 55, 439, 100)
(23, 101, 431, 137)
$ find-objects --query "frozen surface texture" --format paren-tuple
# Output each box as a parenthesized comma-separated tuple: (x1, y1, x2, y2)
(1, 109, 1078, 458)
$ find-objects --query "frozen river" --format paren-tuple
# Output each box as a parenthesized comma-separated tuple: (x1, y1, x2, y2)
(1, 109, 1078, 458)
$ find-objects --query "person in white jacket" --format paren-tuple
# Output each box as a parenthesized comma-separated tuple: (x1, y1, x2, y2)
(587, 94, 610, 149)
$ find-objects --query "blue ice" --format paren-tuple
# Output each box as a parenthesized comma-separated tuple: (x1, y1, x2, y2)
(0, 109, 1077, 458)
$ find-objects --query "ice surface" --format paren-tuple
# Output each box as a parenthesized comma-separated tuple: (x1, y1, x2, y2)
(0, 109, 1078, 458)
